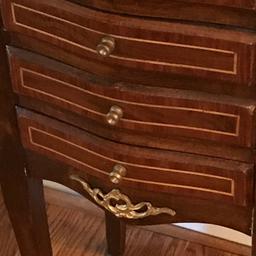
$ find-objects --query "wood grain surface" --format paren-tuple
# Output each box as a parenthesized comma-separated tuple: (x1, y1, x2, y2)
(0, 188, 251, 256)
(8, 47, 256, 148)
(3, 0, 256, 86)
(17, 108, 255, 207)
(48, 0, 256, 30)
(1, 0, 256, 255)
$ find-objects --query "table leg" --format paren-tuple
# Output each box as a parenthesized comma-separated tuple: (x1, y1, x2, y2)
(105, 211, 126, 256)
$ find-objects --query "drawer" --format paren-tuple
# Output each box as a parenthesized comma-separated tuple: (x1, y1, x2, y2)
(2, 0, 256, 86)
(8, 47, 256, 148)
(17, 108, 254, 207)
(25, 149, 253, 232)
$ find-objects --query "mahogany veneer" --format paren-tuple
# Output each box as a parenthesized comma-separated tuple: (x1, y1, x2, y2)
(3, 0, 256, 86)
(53, 0, 256, 30)
(17, 109, 254, 207)
(1, 0, 256, 256)
(7, 47, 256, 148)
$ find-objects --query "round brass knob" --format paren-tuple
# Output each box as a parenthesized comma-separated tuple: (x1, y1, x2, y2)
(109, 164, 127, 184)
(96, 36, 115, 57)
(106, 105, 123, 126)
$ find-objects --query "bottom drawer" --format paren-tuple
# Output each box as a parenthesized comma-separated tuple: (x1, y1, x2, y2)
(17, 108, 254, 207)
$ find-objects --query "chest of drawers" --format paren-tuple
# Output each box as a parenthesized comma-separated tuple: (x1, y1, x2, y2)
(1, 0, 256, 255)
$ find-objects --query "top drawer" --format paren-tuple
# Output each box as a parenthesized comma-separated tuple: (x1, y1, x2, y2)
(2, 0, 256, 87)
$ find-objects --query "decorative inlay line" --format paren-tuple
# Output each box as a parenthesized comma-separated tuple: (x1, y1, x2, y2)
(11, 3, 237, 75)
(19, 67, 240, 137)
(27, 126, 235, 197)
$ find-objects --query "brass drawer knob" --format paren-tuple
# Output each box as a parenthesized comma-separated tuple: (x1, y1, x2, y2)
(106, 105, 123, 126)
(109, 164, 127, 184)
(96, 36, 115, 57)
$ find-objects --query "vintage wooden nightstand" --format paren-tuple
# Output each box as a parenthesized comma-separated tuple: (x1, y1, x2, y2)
(1, 0, 256, 255)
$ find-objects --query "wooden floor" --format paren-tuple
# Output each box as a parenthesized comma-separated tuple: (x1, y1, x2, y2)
(0, 188, 251, 256)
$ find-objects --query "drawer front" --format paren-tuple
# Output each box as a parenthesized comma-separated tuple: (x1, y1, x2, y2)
(17, 108, 254, 206)
(2, 0, 256, 86)
(8, 47, 256, 147)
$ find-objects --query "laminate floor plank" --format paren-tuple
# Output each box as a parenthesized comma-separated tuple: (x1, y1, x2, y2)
(0, 190, 248, 256)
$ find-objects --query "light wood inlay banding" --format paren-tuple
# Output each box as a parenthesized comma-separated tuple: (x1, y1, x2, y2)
(27, 126, 235, 197)
(11, 3, 238, 75)
(19, 68, 240, 137)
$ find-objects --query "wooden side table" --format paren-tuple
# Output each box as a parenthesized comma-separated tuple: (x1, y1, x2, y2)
(1, 0, 256, 255)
